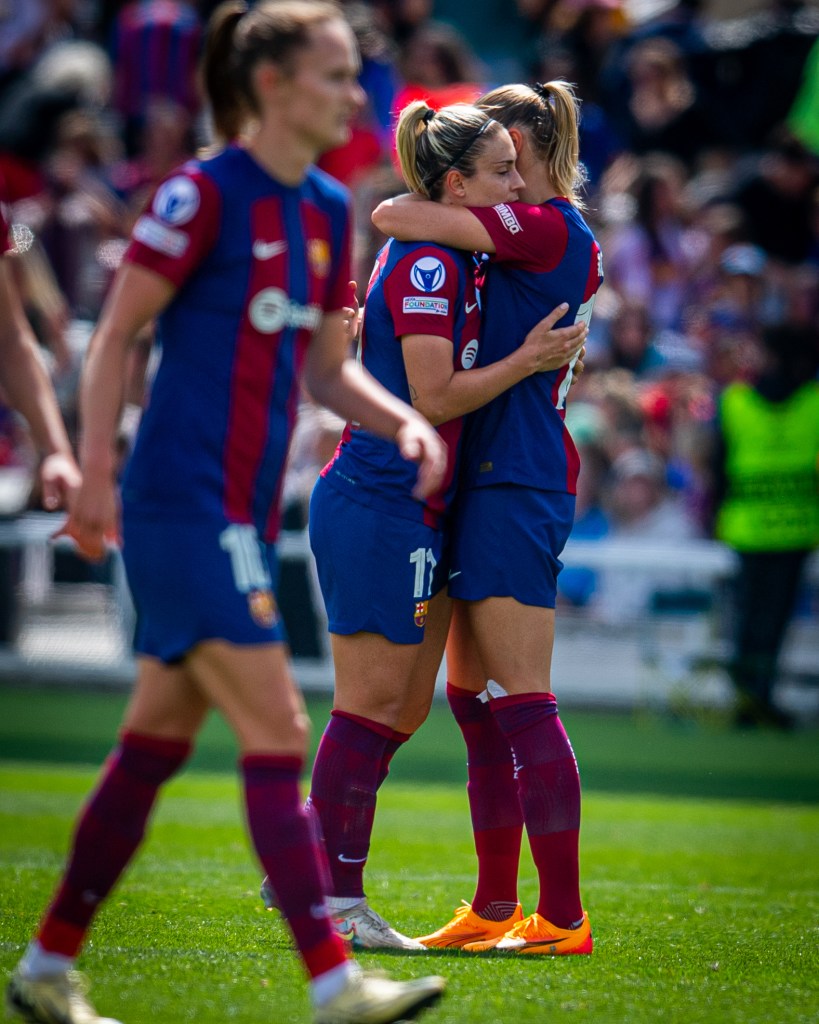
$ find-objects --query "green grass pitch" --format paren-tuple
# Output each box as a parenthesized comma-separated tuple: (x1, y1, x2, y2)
(1, 685, 817, 1023)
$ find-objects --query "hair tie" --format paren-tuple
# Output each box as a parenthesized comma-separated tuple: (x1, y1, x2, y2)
(533, 82, 552, 104)
(422, 109, 435, 125)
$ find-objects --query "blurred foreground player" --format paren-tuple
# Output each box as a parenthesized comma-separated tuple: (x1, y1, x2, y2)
(5, 4, 446, 1023)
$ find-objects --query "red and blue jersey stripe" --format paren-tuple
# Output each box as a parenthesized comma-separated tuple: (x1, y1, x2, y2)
(121, 144, 353, 541)
(322, 238, 480, 529)
(463, 198, 604, 495)
(111, 0, 203, 118)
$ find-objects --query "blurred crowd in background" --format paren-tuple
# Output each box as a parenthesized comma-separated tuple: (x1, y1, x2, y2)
(0, 0, 818, 626)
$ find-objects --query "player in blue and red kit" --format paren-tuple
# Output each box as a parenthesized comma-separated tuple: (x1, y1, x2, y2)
(375, 80, 603, 955)
(300, 99, 587, 951)
(6, 5, 447, 1024)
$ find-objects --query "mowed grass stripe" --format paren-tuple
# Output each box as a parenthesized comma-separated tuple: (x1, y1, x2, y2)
(1, 762, 817, 1024)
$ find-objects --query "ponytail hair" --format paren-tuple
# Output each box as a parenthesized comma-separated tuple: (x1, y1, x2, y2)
(201, 0, 343, 145)
(202, 1, 248, 143)
(478, 80, 586, 208)
(396, 100, 502, 200)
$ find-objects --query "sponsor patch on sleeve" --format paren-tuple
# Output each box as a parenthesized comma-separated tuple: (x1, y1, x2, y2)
(402, 296, 450, 315)
(493, 203, 522, 234)
(132, 215, 190, 258)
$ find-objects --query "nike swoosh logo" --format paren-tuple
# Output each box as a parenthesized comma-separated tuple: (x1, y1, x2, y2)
(441, 932, 489, 946)
(465, 301, 478, 313)
(448, 570, 461, 580)
(253, 240, 287, 260)
(337, 853, 368, 863)
(518, 936, 570, 949)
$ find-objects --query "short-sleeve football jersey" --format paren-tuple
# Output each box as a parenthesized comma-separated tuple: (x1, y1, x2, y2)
(463, 198, 603, 494)
(121, 144, 353, 541)
(321, 238, 480, 528)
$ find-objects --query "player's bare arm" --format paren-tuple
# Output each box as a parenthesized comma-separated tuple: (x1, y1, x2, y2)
(304, 311, 447, 499)
(373, 194, 497, 253)
(403, 303, 586, 427)
(67, 264, 175, 558)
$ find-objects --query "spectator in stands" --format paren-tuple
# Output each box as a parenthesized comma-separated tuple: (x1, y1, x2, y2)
(712, 323, 819, 729)
(605, 299, 663, 375)
(369, 0, 434, 47)
(391, 20, 486, 119)
(608, 35, 720, 167)
(592, 445, 700, 623)
(588, 368, 646, 464)
(550, 0, 628, 107)
(36, 108, 127, 321)
(709, 243, 771, 326)
(0, 0, 83, 95)
(109, 0, 203, 157)
(705, 0, 819, 150)
(680, 200, 751, 323)
(316, 2, 396, 189)
(0, 38, 112, 205)
(601, 154, 693, 331)
(729, 130, 819, 266)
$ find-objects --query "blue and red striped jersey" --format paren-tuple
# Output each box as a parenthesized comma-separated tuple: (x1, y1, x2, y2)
(111, 0, 202, 118)
(121, 144, 354, 540)
(463, 198, 603, 495)
(322, 238, 480, 528)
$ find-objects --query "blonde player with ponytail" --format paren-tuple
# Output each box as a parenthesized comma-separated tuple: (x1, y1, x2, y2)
(375, 81, 604, 956)
(299, 95, 586, 950)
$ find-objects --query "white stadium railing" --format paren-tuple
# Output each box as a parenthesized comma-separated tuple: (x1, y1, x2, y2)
(1, 513, 817, 714)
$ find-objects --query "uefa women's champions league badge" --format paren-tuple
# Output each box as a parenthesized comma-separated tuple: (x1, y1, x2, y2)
(152, 175, 200, 225)
(248, 588, 279, 628)
(410, 256, 446, 292)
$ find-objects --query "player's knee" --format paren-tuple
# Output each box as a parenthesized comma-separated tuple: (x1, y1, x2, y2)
(289, 709, 311, 753)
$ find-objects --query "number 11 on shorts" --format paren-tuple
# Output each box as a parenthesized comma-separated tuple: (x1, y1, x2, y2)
(409, 546, 438, 599)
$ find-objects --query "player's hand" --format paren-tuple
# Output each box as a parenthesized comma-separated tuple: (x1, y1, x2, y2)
(519, 303, 587, 374)
(39, 452, 82, 512)
(341, 281, 362, 346)
(571, 345, 587, 385)
(53, 468, 120, 562)
(396, 417, 448, 500)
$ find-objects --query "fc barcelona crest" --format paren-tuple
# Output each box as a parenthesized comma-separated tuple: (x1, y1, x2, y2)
(414, 600, 429, 628)
(308, 238, 330, 278)
(248, 588, 278, 628)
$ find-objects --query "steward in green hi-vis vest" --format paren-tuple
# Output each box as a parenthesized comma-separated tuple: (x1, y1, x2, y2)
(716, 381, 819, 552)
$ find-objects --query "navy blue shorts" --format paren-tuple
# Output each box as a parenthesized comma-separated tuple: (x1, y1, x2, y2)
(447, 485, 575, 608)
(122, 513, 287, 663)
(309, 475, 447, 644)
